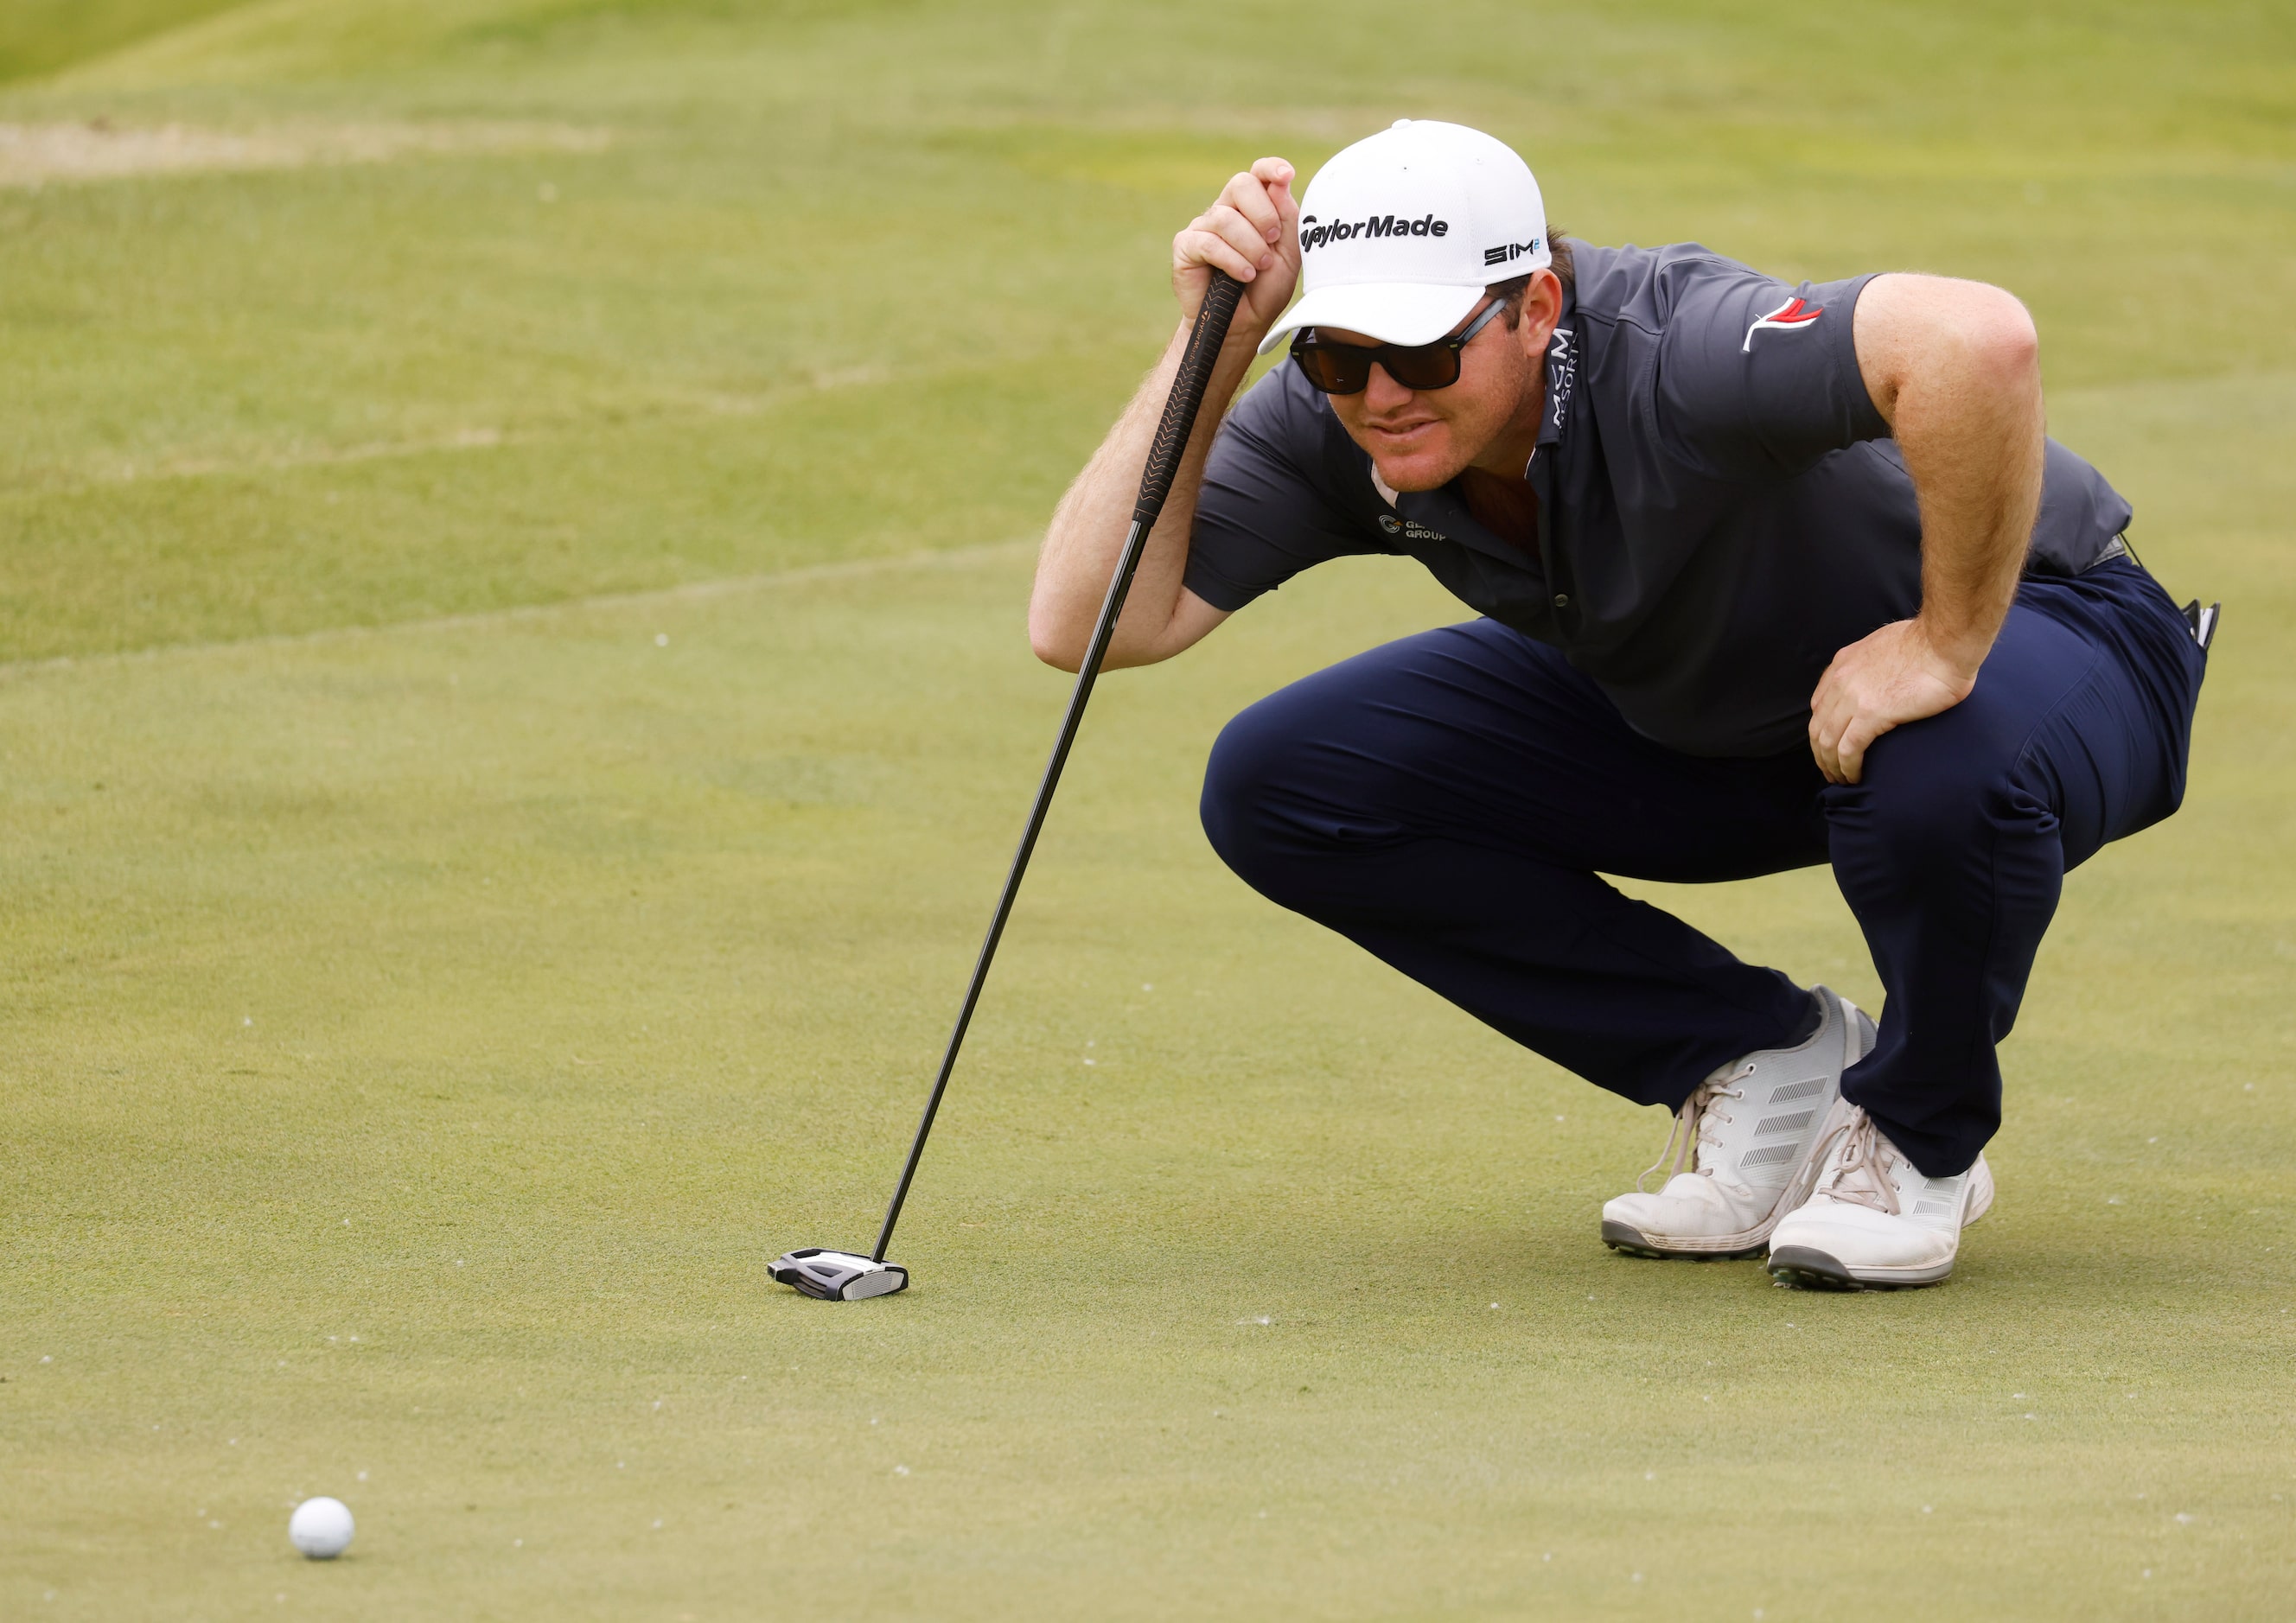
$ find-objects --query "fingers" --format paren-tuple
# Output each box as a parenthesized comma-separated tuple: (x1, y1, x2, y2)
(1208, 194, 1281, 275)
(1808, 618, 1982, 786)
(1808, 666, 1849, 785)
(1171, 157, 1302, 322)
(1253, 158, 1302, 269)
(1172, 192, 1282, 301)
(1807, 668, 1896, 786)
(1832, 715, 1893, 786)
(1219, 169, 1285, 253)
(1173, 215, 1267, 285)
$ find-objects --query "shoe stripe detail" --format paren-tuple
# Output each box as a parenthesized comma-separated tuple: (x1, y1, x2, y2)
(1741, 1142, 1799, 1167)
(1768, 1079, 1826, 1103)
(1754, 1111, 1814, 1136)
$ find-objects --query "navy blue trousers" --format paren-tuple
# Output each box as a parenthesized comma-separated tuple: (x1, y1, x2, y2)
(1200, 560, 2205, 1175)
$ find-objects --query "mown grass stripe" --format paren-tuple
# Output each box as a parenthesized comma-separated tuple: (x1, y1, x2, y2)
(0, 538, 1034, 683)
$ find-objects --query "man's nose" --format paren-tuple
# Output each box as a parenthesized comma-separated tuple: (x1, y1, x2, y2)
(1363, 360, 1413, 412)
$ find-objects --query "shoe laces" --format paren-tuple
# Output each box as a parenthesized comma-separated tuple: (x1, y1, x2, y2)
(1636, 1063, 1754, 1193)
(1809, 1107, 1906, 1216)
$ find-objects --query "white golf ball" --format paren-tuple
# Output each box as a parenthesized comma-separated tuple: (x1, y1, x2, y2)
(288, 1496, 354, 1559)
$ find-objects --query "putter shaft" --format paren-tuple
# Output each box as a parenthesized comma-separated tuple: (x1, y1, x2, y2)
(872, 270, 1247, 1262)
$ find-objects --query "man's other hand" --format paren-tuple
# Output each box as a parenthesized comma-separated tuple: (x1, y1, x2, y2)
(1808, 618, 1981, 785)
(1173, 158, 1301, 337)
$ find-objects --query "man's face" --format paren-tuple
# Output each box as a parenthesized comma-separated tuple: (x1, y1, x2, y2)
(1319, 271, 1562, 491)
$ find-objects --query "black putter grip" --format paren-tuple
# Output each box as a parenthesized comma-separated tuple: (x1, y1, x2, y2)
(1131, 270, 1246, 528)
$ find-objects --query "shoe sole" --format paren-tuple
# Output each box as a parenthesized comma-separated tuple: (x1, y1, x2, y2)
(1599, 1156, 1829, 1261)
(1763, 1153, 1995, 1289)
(1601, 1219, 1768, 1261)
(1765, 1244, 1955, 1290)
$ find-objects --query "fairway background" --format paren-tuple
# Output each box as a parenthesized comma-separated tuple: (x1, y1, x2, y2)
(3, 2, 2292, 1618)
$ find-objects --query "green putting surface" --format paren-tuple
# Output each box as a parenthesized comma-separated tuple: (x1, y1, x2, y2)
(3, 2, 2292, 1617)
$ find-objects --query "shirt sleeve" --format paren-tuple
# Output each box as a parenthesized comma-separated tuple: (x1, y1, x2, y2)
(1649, 260, 1891, 481)
(1184, 362, 1381, 611)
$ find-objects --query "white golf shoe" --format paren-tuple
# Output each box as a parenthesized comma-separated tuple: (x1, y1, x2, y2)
(1600, 987, 1876, 1259)
(1765, 1100, 1994, 1289)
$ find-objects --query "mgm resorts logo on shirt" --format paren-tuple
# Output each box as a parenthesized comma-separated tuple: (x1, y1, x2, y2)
(1299, 213, 1451, 251)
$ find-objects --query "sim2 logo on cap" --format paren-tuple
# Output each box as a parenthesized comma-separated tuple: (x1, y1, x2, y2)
(1483, 237, 1543, 267)
(1741, 296, 1823, 353)
(1299, 213, 1451, 252)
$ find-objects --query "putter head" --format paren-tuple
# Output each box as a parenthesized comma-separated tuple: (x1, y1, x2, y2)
(771, 1248, 909, 1302)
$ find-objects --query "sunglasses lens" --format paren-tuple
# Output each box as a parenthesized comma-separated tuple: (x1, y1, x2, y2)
(1384, 347, 1462, 391)
(1294, 342, 1369, 394)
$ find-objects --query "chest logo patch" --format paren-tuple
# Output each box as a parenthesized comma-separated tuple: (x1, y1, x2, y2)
(1741, 296, 1823, 353)
(1376, 513, 1450, 544)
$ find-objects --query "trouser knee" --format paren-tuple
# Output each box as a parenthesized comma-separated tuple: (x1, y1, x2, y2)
(1826, 741, 2053, 904)
(1200, 701, 1383, 913)
(1199, 706, 1298, 898)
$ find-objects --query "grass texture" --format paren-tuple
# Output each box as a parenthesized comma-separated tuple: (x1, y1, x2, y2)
(3, 2, 2293, 1617)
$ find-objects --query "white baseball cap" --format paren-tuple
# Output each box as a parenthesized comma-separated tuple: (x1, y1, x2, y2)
(1258, 119, 1550, 354)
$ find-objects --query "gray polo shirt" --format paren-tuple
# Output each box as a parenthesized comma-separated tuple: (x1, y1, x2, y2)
(1184, 241, 2132, 757)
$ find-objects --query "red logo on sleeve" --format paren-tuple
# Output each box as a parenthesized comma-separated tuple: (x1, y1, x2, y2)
(1741, 296, 1823, 353)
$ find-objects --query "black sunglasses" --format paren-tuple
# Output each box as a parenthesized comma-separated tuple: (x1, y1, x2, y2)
(1288, 297, 1508, 395)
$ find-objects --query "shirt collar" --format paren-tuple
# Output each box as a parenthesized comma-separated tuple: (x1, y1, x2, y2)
(1534, 287, 1580, 458)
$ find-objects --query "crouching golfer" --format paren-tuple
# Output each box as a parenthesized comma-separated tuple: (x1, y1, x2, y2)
(1032, 120, 2207, 1289)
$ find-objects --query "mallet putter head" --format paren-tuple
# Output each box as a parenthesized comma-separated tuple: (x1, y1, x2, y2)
(771, 1248, 909, 1301)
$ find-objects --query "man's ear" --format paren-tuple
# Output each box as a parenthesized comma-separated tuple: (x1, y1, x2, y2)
(1515, 268, 1563, 356)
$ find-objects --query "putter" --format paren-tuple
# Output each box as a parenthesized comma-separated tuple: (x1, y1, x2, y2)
(773, 269, 1247, 1302)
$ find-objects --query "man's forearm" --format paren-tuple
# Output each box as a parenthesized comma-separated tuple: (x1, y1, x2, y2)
(1900, 367, 2044, 678)
(1030, 324, 1259, 671)
(1812, 275, 2047, 785)
(1859, 274, 2046, 679)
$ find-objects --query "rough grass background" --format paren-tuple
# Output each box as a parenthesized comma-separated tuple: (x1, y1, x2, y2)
(3, 2, 2292, 1618)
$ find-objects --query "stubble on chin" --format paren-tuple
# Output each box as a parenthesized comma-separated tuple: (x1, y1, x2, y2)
(1336, 418, 1447, 494)
(1366, 442, 1470, 494)
(1376, 465, 1441, 494)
